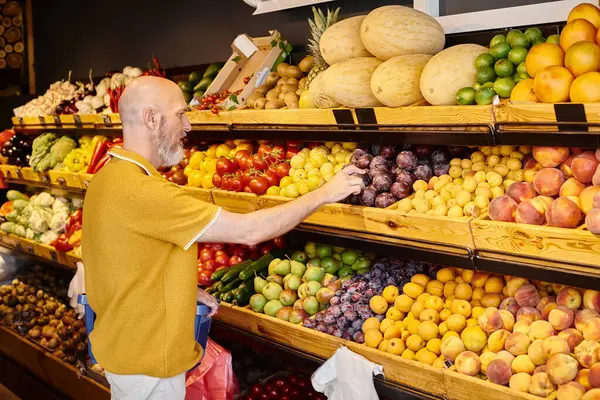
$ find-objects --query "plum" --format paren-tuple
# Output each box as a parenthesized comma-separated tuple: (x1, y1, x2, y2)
(372, 174, 392, 192)
(415, 145, 433, 158)
(360, 187, 377, 207)
(346, 194, 361, 205)
(431, 149, 449, 165)
(370, 155, 388, 170)
(390, 182, 411, 199)
(394, 168, 414, 186)
(396, 151, 418, 170)
(380, 145, 397, 160)
(369, 167, 388, 180)
(413, 164, 433, 181)
(356, 154, 373, 169)
(375, 193, 397, 208)
(433, 163, 450, 176)
(350, 149, 367, 166)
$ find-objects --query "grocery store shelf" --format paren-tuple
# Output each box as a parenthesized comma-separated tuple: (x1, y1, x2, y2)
(0, 232, 80, 270)
(0, 326, 109, 400)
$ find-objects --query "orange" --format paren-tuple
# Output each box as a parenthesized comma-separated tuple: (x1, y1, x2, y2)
(568, 3, 600, 29)
(570, 71, 600, 102)
(510, 79, 539, 103)
(560, 18, 597, 52)
(526, 43, 565, 78)
(533, 66, 574, 103)
(565, 41, 600, 77)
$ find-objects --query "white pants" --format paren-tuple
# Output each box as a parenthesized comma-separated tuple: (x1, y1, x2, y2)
(106, 371, 186, 400)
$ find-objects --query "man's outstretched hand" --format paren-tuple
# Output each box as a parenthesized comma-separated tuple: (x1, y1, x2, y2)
(197, 288, 219, 317)
(318, 165, 366, 204)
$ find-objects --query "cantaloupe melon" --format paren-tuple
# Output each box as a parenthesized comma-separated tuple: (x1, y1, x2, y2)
(305, 72, 340, 109)
(420, 44, 488, 106)
(321, 57, 383, 108)
(320, 15, 372, 65)
(360, 5, 445, 61)
(370, 54, 432, 107)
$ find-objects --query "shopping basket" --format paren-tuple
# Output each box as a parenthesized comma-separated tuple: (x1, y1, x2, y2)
(77, 294, 212, 367)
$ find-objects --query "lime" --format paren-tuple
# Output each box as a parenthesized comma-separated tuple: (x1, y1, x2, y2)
(456, 87, 477, 105)
(476, 66, 497, 84)
(506, 29, 522, 43)
(532, 36, 546, 46)
(490, 34, 506, 48)
(547, 34, 560, 45)
(495, 59, 515, 78)
(482, 82, 495, 89)
(513, 71, 530, 83)
(508, 47, 528, 65)
(473, 82, 482, 91)
(475, 53, 495, 69)
(525, 27, 544, 42)
(493, 76, 516, 98)
(475, 88, 496, 105)
(489, 42, 512, 60)
(508, 32, 531, 49)
(517, 61, 528, 74)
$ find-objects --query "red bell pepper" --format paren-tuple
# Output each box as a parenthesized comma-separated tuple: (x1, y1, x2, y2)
(53, 234, 73, 252)
(91, 153, 111, 174)
(65, 209, 82, 235)
(87, 137, 110, 173)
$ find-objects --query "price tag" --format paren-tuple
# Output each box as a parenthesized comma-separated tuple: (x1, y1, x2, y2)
(73, 114, 82, 127)
(101, 115, 113, 127)
(38, 116, 47, 126)
(53, 115, 62, 127)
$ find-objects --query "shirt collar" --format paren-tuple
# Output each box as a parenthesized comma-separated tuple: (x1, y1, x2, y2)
(108, 148, 161, 177)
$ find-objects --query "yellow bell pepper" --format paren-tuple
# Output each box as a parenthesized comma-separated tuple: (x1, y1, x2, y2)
(63, 149, 87, 172)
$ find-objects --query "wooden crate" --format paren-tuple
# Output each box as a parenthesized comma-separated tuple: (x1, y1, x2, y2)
(471, 214, 600, 268)
(182, 186, 215, 203)
(14, 236, 37, 257)
(0, 164, 18, 180)
(495, 102, 600, 132)
(442, 369, 547, 400)
(94, 113, 121, 128)
(48, 170, 83, 190)
(211, 190, 287, 212)
(215, 303, 447, 397)
(79, 173, 95, 190)
(19, 167, 45, 183)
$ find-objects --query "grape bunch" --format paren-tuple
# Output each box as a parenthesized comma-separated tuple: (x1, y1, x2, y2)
(348, 145, 471, 208)
(303, 259, 437, 343)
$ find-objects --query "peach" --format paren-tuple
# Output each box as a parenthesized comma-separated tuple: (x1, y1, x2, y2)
(575, 340, 600, 368)
(547, 197, 582, 229)
(541, 302, 559, 321)
(500, 310, 516, 332)
(549, 306, 575, 331)
(528, 340, 548, 366)
(516, 284, 541, 308)
(553, 284, 567, 296)
(461, 326, 487, 352)
(529, 372, 557, 397)
(576, 369, 592, 390)
(561, 154, 577, 178)
(579, 186, 600, 214)
(512, 354, 536, 375)
(533, 147, 571, 168)
(455, 351, 481, 376)
(589, 364, 600, 388)
(489, 196, 518, 222)
(546, 353, 579, 385)
(514, 320, 532, 335)
(534, 365, 547, 374)
(576, 309, 600, 331)
(495, 350, 516, 365)
(515, 199, 547, 225)
(586, 208, 600, 234)
(557, 382, 586, 400)
(472, 287, 485, 301)
(560, 177, 587, 197)
(558, 328, 584, 353)
(534, 168, 566, 197)
(507, 182, 537, 204)
(518, 307, 541, 323)
(583, 290, 600, 313)
(507, 278, 529, 297)
(536, 295, 556, 313)
(594, 163, 600, 186)
(450, 299, 472, 318)
(478, 307, 503, 333)
(572, 151, 599, 183)
(583, 389, 600, 400)
(480, 352, 497, 375)
(505, 332, 531, 356)
(500, 297, 520, 316)
(487, 359, 512, 385)
(510, 372, 532, 392)
(543, 336, 571, 358)
(488, 329, 510, 353)
(529, 320, 556, 341)
(485, 276, 505, 294)
(535, 195, 554, 210)
(481, 294, 503, 308)
(582, 317, 600, 341)
(557, 287, 583, 310)
(525, 159, 544, 183)
(440, 336, 465, 361)
(471, 272, 490, 288)
(594, 190, 600, 209)
(455, 282, 473, 300)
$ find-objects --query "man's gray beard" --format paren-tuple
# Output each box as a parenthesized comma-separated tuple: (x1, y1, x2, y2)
(155, 122, 185, 167)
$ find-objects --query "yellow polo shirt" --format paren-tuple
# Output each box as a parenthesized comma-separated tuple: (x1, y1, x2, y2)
(82, 148, 221, 377)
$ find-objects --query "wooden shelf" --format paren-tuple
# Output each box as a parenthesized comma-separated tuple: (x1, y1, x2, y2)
(0, 232, 79, 269)
(0, 326, 109, 400)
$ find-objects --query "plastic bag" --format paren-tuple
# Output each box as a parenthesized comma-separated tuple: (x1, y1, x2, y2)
(311, 346, 383, 400)
(185, 338, 239, 400)
(67, 261, 85, 319)
(0, 246, 24, 281)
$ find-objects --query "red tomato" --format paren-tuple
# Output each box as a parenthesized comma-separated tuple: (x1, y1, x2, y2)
(197, 270, 213, 286)
(212, 173, 222, 188)
(271, 145, 285, 161)
(221, 175, 233, 191)
(257, 140, 270, 145)
(230, 176, 244, 192)
(285, 149, 300, 160)
(273, 236, 286, 249)
(203, 259, 217, 271)
(257, 144, 272, 156)
(211, 243, 226, 251)
(242, 169, 260, 185)
(215, 254, 230, 267)
(251, 154, 267, 170)
(216, 157, 235, 175)
(215, 250, 227, 258)
(234, 150, 250, 166)
(229, 255, 243, 266)
(233, 246, 249, 258)
(243, 186, 253, 193)
(248, 176, 269, 195)
(260, 243, 274, 255)
(274, 163, 291, 178)
(250, 252, 260, 259)
(199, 248, 215, 262)
(247, 244, 259, 252)
(286, 140, 302, 149)
(263, 170, 279, 187)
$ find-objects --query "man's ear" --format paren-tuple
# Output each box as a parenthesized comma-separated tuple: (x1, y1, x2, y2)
(142, 107, 157, 130)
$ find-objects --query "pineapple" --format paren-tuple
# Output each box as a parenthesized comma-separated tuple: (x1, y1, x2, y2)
(306, 6, 341, 87)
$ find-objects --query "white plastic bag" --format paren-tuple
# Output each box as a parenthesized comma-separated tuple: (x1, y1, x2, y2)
(68, 261, 85, 319)
(0, 246, 24, 281)
(311, 346, 383, 400)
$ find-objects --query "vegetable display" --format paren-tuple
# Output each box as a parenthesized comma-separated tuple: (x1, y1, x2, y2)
(1, 131, 31, 166)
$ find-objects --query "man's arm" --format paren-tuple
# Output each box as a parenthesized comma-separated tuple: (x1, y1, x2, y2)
(199, 166, 366, 245)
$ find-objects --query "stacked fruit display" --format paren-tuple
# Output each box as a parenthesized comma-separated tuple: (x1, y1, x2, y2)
(394, 145, 529, 217)
(1, 131, 32, 167)
(356, 265, 600, 398)
(177, 62, 223, 104)
(249, 243, 371, 324)
(239, 374, 325, 400)
(303, 259, 437, 342)
(488, 146, 600, 231)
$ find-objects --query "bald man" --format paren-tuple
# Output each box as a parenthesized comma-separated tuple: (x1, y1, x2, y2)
(82, 76, 365, 399)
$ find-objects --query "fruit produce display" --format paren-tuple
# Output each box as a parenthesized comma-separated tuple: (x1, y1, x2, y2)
(0, 131, 31, 167)
(238, 373, 325, 400)
(0, 190, 83, 246)
(177, 62, 223, 104)
(0, 265, 88, 366)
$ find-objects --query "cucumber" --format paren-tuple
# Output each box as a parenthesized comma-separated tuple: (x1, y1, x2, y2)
(6, 190, 27, 201)
(213, 260, 251, 282)
(209, 281, 223, 294)
(221, 261, 252, 285)
(203, 62, 223, 79)
(238, 250, 286, 281)
(220, 278, 242, 294)
(234, 284, 253, 306)
(194, 77, 213, 92)
(222, 290, 235, 303)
